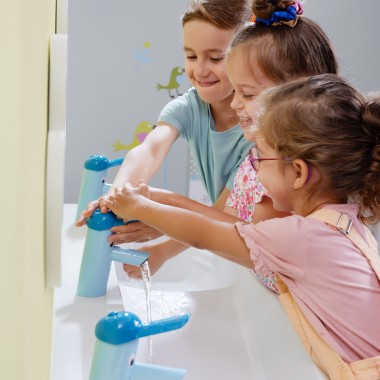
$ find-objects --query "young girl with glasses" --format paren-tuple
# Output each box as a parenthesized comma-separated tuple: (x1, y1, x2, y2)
(104, 74, 380, 378)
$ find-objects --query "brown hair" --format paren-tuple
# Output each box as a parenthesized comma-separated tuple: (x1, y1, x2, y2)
(181, 0, 253, 30)
(228, 0, 338, 83)
(257, 74, 380, 224)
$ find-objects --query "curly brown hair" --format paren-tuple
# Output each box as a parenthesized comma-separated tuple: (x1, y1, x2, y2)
(257, 74, 380, 224)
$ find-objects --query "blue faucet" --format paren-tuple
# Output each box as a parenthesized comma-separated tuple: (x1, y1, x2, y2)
(76, 154, 149, 297)
(77, 209, 149, 297)
(76, 154, 124, 220)
(89, 311, 190, 380)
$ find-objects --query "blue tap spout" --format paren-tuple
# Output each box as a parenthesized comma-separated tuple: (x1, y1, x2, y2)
(138, 314, 190, 339)
(110, 246, 149, 267)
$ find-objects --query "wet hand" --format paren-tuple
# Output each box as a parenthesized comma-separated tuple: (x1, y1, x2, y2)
(75, 199, 100, 227)
(105, 181, 150, 220)
(109, 222, 163, 245)
(75, 195, 111, 227)
(123, 246, 169, 279)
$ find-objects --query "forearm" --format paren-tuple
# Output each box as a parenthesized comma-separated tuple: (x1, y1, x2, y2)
(110, 124, 178, 192)
(149, 188, 240, 223)
(153, 238, 190, 259)
(130, 198, 252, 268)
(110, 145, 160, 190)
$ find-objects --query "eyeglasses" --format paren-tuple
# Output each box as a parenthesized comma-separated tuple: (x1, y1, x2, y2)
(248, 145, 279, 171)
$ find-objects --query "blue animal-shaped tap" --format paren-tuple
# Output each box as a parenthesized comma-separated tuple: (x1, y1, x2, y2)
(76, 155, 124, 220)
(89, 311, 190, 380)
(77, 209, 149, 297)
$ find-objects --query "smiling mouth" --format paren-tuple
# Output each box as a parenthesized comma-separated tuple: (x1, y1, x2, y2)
(197, 80, 218, 87)
(238, 117, 253, 128)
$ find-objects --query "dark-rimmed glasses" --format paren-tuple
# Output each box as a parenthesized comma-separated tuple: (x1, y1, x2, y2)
(248, 145, 279, 171)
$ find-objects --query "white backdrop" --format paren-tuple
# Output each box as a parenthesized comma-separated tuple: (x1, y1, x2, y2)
(65, 0, 380, 203)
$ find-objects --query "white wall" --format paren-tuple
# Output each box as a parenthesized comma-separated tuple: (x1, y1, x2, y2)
(65, 0, 380, 203)
(65, 0, 191, 203)
(306, 0, 380, 93)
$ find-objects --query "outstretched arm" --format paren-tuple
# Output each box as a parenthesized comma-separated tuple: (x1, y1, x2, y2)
(116, 186, 241, 278)
(108, 186, 239, 245)
(105, 184, 253, 268)
(148, 186, 240, 222)
(76, 123, 178, 226)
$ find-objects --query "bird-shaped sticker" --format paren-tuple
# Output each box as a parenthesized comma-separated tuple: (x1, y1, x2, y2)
(156, 66, 185, 98)
(112, 121, 155, 152)
(132, 41, 153, 68)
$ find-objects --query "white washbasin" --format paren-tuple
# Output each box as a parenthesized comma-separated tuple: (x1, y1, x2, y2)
(54, 205, 374, 379)
(116, 245, 237, 292)
(117, 246, 326, 380)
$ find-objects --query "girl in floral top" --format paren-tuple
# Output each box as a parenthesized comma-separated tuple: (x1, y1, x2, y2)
(108, 0, 340, 284)
(223, 0, 339, 292)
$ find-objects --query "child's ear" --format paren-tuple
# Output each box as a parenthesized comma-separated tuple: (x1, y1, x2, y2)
(292, 159, 310, 190)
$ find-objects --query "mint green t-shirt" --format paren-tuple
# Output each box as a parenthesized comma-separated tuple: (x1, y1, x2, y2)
(158, 87, 252, 203)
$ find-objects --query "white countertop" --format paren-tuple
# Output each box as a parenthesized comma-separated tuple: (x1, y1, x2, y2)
(52, 204, 325, 380)
(52, 204, 125, 380)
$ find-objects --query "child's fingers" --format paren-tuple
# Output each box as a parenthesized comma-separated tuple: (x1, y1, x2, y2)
(104, 199, 113, 208)
(82, 200, 98, 216)
(137, 179, 146, 187)
(123, 263, 142, 279)
(75, 215, 86, 227)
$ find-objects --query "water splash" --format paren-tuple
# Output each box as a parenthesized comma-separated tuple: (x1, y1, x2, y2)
(140, 261, 153, 362)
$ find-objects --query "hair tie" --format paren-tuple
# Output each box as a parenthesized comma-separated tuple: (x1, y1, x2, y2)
(254, 1, 304, 27)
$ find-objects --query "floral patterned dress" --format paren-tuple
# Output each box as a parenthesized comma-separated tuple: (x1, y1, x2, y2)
(226, 156, 279, 293)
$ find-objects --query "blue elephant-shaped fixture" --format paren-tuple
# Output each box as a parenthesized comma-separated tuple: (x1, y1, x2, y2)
(89, 311, 190, 380)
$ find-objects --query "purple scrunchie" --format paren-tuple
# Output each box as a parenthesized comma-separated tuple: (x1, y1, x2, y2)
(255, 2, 304, 26)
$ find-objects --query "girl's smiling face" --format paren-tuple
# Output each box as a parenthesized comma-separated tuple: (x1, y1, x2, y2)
(183, 19, 235, 105)
(227, 47, 277, 140)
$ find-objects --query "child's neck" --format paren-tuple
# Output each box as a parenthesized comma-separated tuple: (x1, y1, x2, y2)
(210, 95, 238, 132)
(296, 197, 345, 217)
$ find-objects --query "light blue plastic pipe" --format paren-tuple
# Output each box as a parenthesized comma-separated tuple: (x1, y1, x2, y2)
(76, 155, 124, 220)
(89, 311, 189, 380)
(77, 210, 149, 297)
(77, 227, 113, 297)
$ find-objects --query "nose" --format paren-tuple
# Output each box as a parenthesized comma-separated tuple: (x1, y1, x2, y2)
(194, 59, 210, 78)
(230, 91, 243, 111)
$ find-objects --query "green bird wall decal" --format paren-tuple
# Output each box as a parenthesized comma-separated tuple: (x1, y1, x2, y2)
(156, 66, 185, 98)
(112, 121, 155, 152)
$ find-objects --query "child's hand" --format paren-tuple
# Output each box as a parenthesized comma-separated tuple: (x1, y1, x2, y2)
(75, 194, 111, 227)
(123, 244, 171, 279)
(105, 181, 150, 221)
(109, 222, 163, 245)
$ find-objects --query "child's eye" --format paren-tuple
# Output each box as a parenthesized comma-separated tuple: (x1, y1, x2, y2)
(186, 55, 197, 60)
(210, 57, 224, 62)
(243, 94, 256, 99)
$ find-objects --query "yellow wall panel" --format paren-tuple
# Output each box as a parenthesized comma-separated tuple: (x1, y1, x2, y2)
(0, 1, 56, 379)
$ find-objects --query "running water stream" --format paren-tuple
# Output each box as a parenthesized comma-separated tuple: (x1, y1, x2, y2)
(140, 260, 153, 362)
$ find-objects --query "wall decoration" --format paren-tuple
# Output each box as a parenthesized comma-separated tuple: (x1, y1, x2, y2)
(132, 41, 153, 68)
(112, 121, 155, 152)
(156, 66, 185, 98)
